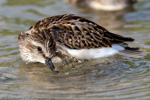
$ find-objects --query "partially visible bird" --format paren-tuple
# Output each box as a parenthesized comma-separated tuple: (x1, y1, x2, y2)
(64, 0, 137, 11)
(18, 14, 142, 72)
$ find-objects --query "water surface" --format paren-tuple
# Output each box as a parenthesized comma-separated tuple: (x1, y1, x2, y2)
(0, 0, 150, 99)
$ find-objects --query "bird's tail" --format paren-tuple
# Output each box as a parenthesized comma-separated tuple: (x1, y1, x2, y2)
(118, 47, 144, 58)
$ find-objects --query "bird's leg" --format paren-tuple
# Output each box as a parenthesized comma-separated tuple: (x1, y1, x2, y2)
(55, 52, 77, 67)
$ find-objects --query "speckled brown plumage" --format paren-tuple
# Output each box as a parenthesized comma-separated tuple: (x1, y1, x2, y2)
(18, 14, 143, 72)
(27, 14, 134, 49)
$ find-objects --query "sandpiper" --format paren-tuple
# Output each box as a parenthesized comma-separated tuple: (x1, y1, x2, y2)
(18, 14, 142, 72)
(65, 0, 137, 11)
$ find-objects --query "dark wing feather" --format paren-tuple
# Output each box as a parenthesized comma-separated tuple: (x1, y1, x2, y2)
(31, 14, 134, 49)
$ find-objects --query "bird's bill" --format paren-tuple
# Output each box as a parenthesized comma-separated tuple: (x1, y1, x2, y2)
(45, 58, 58, 73)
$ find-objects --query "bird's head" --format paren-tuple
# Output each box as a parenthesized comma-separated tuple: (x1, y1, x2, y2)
(18, 29, 58, 72)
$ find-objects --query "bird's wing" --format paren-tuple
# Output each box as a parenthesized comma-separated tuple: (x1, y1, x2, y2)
(31, 14, 134, 49)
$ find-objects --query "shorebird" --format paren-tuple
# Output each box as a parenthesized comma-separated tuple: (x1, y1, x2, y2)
(18, 14, 142, 72)
(64, 0, 137, 11)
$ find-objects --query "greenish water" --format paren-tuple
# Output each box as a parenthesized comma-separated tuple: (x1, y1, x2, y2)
(0, 0, 150, 99)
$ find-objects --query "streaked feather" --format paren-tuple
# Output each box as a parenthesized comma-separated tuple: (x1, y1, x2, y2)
(27, 14, 134, 50)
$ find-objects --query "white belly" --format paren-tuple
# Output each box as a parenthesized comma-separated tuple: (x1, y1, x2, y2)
(66, 44, 125, 60)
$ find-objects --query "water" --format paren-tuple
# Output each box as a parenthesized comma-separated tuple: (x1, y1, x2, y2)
(0, 0, 150, 99)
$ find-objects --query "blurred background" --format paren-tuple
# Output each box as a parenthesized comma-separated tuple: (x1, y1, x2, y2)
(0, 0, 150, 99)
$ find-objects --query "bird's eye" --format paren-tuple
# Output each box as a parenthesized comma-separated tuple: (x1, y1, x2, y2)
(37, 46, 42, 52)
